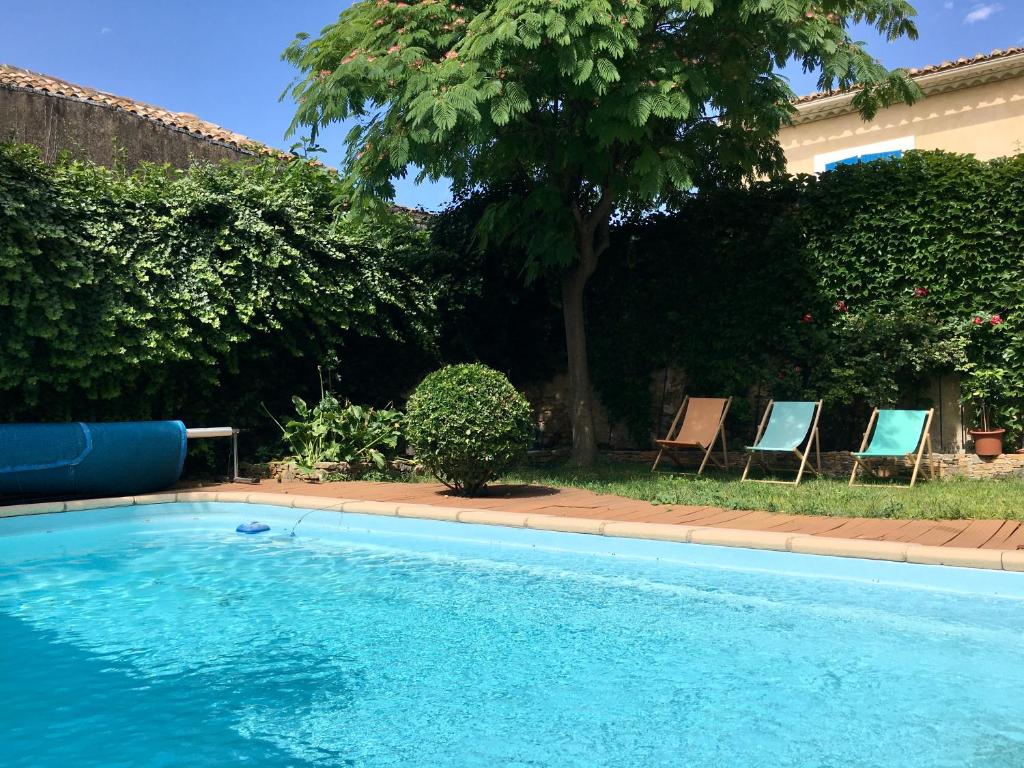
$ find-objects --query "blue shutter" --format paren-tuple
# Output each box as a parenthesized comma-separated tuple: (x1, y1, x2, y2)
(825, 149, 903, 172)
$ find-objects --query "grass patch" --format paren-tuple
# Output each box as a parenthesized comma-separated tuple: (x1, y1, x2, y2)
(495, 461, 1024, 521)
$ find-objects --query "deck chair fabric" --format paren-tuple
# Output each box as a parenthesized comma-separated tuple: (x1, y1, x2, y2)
(854, 410, 929, 457)
(749, 401, 817, 452)
(742, 400, 822, 485)
(652, 396, 731, 475)
(850, 408, 934, 488)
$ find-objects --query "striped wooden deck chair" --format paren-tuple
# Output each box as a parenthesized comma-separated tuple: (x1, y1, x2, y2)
(652, 396, 732, 476)
(849, 408, 935, 488)
(741, 400, 822, 485)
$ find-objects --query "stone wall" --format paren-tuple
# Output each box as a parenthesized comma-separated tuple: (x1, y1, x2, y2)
(602, 448, 1024, 480)
(0, 87, 252, 168)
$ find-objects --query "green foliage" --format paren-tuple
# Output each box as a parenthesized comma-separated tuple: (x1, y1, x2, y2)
(801, 151, 1024, 441)
(0, 143, 437, 430)
(284, 0, 919, 270)
(405, 363, 533, 494)
(271, 392, 404, 469)
(806, 301, 968, 408)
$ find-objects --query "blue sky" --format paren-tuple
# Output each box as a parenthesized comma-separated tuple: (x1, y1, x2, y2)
(3, 1, 1022, 210)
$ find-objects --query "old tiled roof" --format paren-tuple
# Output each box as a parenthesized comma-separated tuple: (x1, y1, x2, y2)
(0, 63, 279, 156)
(793, 46, 1024, 106)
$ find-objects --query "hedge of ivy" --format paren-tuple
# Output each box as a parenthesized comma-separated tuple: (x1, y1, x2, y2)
(0, 143, 437, 432)
(4, 145, 1021, 456)
(588, 151, 1024, 447)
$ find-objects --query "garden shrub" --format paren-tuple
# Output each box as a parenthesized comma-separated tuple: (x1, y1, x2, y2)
(405, 364, 533, 495)
(268, 390, 404, 471)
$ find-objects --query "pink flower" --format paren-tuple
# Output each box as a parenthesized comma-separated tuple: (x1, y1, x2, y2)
(388, 45, 401, 54)
(800, 313, 813, 324)
(913, 287, 928, 297)
(374, 18, 385, 26)
(835, 300, 848, 313)
(973, 316, 984, 326)
(444, 50, 458, 59)
(991, 314, 1004, 325)
(318, 69, 332, 78)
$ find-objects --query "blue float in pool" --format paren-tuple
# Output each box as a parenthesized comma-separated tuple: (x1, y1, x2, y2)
(236, 522, 270, 534)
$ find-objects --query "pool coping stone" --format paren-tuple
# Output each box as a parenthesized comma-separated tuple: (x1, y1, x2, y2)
(1, 491, 1022, 573)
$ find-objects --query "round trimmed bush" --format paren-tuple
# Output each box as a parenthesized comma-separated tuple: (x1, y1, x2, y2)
(406, 363, 533, 495)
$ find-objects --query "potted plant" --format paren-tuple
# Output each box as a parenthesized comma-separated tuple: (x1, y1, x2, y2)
(961, 367, 1006, 457)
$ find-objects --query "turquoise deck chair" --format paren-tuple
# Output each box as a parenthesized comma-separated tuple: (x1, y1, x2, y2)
(741, 400, 823, 485)
(849, 408, 935, 488)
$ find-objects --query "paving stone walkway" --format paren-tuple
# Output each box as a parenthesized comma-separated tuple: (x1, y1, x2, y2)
(196, 480, 1024, 551)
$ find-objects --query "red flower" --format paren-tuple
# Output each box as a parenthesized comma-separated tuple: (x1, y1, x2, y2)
(991, 314, 1004, 325)
(973, 316, 984, 326)
(800, 313, 813, 324)
(835, 300, 848, 313)
(913, 287, 928, 297)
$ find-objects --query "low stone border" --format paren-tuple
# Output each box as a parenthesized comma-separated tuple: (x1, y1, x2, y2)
(603, 448, 1024, 480)
(2, 491, 1023, 573)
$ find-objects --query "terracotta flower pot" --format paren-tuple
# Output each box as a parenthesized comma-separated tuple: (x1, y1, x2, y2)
(969, 428, 1005, 458)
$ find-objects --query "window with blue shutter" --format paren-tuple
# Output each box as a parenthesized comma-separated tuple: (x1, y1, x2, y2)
(824, 150, 903, 172)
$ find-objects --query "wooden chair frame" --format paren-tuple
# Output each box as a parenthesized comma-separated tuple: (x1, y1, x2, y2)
(849, 408, 935, 489)
(741, 400, 823, 485)
(651, 396, 732, 476)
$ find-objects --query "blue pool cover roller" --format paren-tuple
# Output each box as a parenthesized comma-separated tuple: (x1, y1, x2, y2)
(0, 421, 187, 499)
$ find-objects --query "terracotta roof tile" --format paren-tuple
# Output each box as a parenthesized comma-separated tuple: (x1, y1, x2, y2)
(0, 63, 282, 157)
(793, 46, 1024, 106)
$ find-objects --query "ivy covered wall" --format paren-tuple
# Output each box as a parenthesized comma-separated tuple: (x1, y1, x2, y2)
(586, 151, 1024, 448)
(2, 146, 1021, 457)
(0, 143, 437, 433)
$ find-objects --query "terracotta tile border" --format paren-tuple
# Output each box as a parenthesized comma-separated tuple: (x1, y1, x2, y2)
(2, 491, 1023, 574)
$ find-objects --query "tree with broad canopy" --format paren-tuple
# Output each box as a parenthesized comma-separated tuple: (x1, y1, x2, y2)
(284, 0, 920, 466)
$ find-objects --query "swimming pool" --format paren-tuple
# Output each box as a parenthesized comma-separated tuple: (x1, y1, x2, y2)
(2, 501, 1023, 767)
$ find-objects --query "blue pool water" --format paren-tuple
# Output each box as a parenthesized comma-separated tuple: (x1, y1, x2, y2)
(2, 502, 1024, 767)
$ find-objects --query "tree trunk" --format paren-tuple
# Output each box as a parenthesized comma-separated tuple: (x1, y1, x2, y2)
(561, 257, 598, 467)
(561, 190, 615, 467)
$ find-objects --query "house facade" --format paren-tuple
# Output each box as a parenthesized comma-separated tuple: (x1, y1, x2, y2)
(780, 47, 1024, 174)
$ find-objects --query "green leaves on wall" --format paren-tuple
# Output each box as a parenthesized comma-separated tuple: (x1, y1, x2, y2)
(0, 144, 437, 426)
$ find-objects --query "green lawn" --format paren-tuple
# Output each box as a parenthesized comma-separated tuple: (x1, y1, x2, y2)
(496, 461, 1024, 522)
